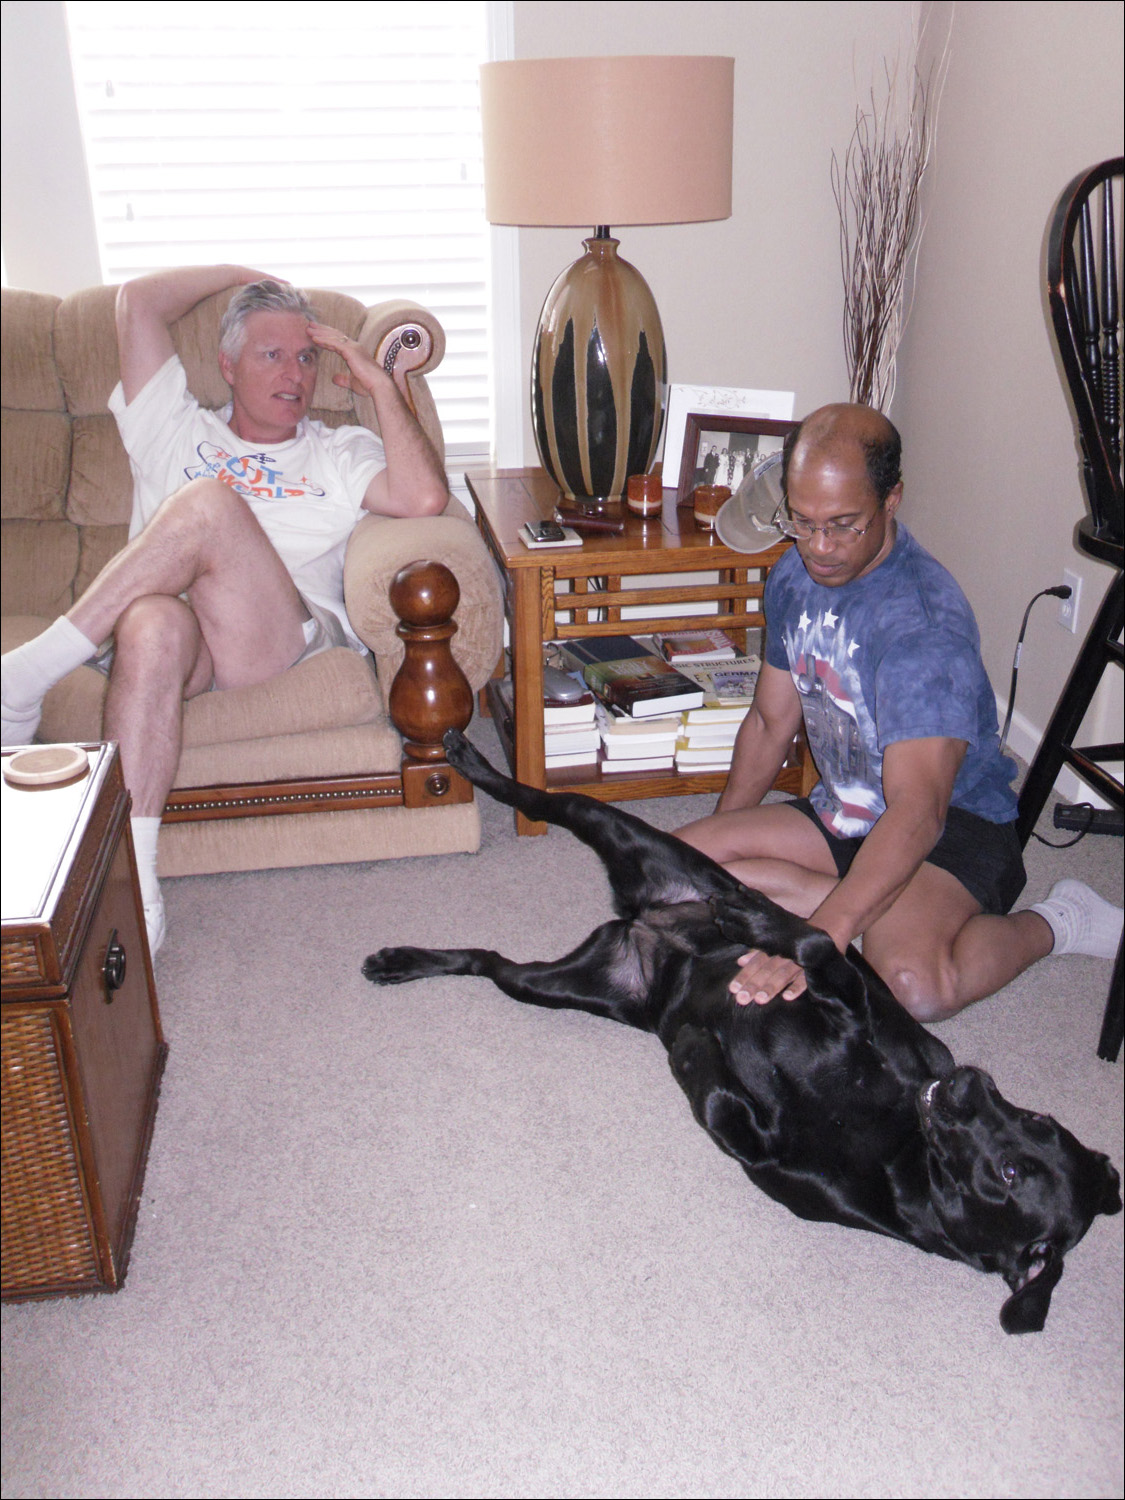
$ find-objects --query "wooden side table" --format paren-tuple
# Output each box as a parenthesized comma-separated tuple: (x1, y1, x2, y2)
(466, 467, 816, 835)
(1, 743, 167, 1300)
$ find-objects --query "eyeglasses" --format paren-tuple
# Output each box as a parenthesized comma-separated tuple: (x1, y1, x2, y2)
(770, 501, 882, 543)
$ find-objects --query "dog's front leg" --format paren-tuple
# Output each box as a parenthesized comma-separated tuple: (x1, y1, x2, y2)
(708, 893, 865, 1011)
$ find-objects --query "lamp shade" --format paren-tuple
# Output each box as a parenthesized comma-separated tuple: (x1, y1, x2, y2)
(480, 56, 733, 228)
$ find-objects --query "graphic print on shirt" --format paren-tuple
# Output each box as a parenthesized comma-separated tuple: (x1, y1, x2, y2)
(785, 606, 883, 836)
(185, 442, 327, 501)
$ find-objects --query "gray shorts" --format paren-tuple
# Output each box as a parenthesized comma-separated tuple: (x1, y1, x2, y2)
(91, 592, 347, 686)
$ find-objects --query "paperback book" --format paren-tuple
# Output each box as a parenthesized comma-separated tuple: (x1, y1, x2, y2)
(544, 724, 602, 756)
(600, 752, 676, 774)
(546, 747, 600, 769)
(599, 706, 682, 736)
(651, 628, 737, 663)
(677, 655, 761, 718)
(677, 718, 741, 748)
(675, 739, 736, 766)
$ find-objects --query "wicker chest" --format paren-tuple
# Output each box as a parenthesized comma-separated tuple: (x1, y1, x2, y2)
(1, 743, 166, 1300)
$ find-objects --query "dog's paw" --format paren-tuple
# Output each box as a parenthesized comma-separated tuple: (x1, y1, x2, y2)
(708, 892, 770, 946)
(362, 947, 438, 985)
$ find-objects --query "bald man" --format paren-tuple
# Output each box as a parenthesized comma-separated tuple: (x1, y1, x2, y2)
(678, 404, 1122, 1021)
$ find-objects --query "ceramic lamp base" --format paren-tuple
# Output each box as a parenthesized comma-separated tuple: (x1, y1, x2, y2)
(531, 235, 666, 503)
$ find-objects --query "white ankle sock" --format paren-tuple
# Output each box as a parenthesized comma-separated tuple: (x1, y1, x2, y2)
(1030, 879, 1124, 959)
(2, 617, 97, 743)
(130, 816, 165, 954)
(130, 816, 162, 905)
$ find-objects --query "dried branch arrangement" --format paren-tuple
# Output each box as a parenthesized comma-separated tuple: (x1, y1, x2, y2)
(832, 37, 949, 413)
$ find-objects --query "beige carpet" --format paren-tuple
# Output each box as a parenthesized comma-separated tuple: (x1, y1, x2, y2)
(2, 716, 1122, 1499)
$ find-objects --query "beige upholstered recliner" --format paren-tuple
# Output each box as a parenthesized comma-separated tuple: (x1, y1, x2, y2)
(1, 283, 503, 876)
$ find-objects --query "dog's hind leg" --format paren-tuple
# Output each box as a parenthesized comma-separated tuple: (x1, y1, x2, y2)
(443, 729, 761, 918)
(364, 921, 656, 1028)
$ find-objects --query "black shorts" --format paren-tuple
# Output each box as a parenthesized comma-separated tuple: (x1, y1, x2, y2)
(787, 798, 1027, 915)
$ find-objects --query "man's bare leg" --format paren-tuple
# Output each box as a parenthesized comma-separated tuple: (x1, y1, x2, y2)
(677, 802, 841, 916)
(67, 479, 310, 686)
(678, 802, 1054, 1022)
(4, 479, 313, 951)
(102, 594, 216, 817)
(858, 864, 1057, 1022)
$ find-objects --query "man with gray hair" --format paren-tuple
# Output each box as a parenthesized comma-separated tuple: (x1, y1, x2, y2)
(1, 264, 450, 952)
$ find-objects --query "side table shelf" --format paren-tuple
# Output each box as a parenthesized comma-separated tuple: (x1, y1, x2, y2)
(485, 674, 811, 803)
(467, 466, 817, 833)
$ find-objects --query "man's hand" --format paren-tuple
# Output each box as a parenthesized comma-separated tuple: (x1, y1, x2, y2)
(730, 948, 808, 1005)
(306, 322, 388, 400)
(307, 321, 448, 518)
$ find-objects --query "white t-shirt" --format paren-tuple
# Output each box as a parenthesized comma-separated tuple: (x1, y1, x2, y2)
(108, 356, 386, 652)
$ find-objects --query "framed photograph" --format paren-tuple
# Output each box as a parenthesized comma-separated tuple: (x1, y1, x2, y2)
(662, 384, 794, 497)
(677, 413, 798, 504)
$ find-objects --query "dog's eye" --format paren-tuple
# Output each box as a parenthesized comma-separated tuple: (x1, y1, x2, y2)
(1000, 1159, 1019, 1184)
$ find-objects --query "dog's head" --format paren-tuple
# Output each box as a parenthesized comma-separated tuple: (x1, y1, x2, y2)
(917, 1066, 1121, 1333)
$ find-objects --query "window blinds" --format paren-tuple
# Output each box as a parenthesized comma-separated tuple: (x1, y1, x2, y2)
(65, 1, 491, 453)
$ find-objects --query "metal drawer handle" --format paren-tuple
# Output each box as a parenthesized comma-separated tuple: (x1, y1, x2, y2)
(103, 930, 127, 996)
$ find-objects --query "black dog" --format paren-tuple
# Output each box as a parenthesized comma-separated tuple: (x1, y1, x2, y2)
(364, 731, 1121, 1333)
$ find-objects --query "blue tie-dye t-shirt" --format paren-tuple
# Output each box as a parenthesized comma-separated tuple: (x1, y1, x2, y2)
(763, 524, 1018, 837)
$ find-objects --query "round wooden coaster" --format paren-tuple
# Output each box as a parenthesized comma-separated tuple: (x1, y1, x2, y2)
(3, 744, 90, 788)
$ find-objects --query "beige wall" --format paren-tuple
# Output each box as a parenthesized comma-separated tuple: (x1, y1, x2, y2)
(1, 0, 102, 293)
(895, 1, 1123, 770)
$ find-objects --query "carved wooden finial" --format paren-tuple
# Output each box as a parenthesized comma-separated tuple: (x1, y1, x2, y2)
(388, 562, 474, 796)
(374, 323, 435, 417)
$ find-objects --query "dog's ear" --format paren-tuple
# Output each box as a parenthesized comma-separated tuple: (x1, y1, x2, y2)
(999, 1241, 1065, 1335)
(1094, 1153, 1122, 1217)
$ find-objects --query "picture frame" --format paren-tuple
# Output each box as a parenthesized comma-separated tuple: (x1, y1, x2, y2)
(676, 413, 798, 505)
(661, 384, 794, 498)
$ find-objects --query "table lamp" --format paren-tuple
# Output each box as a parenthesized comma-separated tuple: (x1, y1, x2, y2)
(480, 55, 734, 508)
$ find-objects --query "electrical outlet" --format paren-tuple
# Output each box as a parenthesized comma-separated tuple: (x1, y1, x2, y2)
(1058, 569, 1082, 633)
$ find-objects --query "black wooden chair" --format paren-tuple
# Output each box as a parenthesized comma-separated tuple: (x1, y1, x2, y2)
(1016, 157, 1123, 1061)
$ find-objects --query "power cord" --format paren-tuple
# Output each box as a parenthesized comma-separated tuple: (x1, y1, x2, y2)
(1037, 802, 1098, 848)
(998, 583, 1094, 848)
(998, 585, 1071, 755)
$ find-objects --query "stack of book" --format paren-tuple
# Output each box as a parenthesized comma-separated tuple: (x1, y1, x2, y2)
(674, 717, 742, 773)
(673, 653, 762, 775)
(543, 676, 599, 769)
(494, 676, 601, 770)
(558, 635, 705, 720)
(596, 705, 681, 773)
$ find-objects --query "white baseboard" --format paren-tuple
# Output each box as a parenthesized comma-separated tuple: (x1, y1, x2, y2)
(998, 697, 1116, 810)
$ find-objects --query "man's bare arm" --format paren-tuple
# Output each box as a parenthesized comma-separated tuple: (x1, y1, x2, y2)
(115, 265, 268, 404)
(308, 323, 448, 518)
(716, 661, 804, 813)
(731, 736, 967, 1004)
